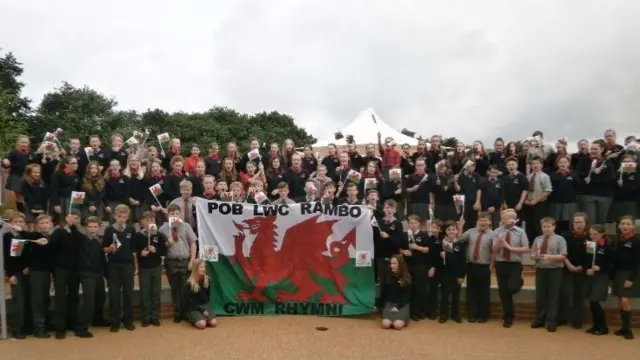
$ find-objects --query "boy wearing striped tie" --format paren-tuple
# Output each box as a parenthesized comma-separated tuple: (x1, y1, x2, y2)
(492, 209, 529, 328)
(530, 217, 567, 332)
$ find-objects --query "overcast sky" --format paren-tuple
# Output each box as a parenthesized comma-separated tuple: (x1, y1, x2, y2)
(1, 0, 639, 147)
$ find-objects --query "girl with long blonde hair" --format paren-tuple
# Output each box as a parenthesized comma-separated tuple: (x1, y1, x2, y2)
(183, 260, 217, 329)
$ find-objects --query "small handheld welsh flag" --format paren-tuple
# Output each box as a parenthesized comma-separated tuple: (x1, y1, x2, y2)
(305, 183, 316, 195)
(435, 160, 446, 174)
(364, 178, 377, 189)
(585, 241, 596, 255)
(347, 169, 362, 183)
(254, 191, 268, 204)
(621, 162, 637, 175)
(389, 168, 402, 181)
(53, 128, 64, 137)
(221, 192, 233, 202)
(453, 194, 465, 210)
(125, 136, 138, 146)
(133, 130, 145, 139)
(157, 132, 171, 144)
(43, 132, 56, 142)
(149, 184, 163, 197)
(84, 147, 94, 157)
(10, 239, 28, 257)
(71, 191, 86, 205)
(112, 234, 122, 249)
(147, 223, 158, 234)
(247, 149, 261, 161)
(169, 216, 184, 228)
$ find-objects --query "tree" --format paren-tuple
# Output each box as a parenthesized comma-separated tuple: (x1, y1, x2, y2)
(0, 51, 31, 154)
(442, 137, 459, 148)
(27, 82, 117, 145)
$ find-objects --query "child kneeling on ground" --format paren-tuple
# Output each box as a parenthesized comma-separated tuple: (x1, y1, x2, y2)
(183, 259, 217, 329)
(381, 254, 411, 330)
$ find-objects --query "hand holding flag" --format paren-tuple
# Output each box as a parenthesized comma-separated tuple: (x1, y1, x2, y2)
(84, 147, 94, 157)
(346, 169, 362, 183)
(70, 191, 86, 214)
(10, 239, 29, 256)
(149, 184, 163, 204)
(53, 128, 64, 137)
(364, 177, 377, 189)
(247, 149, 261, 161)
(125, 136, 138, 147)
(389, 168, 402, 181)
(254, 191, 269, 204)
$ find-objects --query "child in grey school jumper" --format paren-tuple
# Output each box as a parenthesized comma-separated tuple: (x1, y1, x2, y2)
(530, 217, 567, 333)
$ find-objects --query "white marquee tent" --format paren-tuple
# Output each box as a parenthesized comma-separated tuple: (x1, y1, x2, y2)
(314, 108, 419, 147)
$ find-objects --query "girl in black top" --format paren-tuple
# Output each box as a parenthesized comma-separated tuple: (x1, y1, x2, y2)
(2, 135, 32, 213)
(448, 142, 469, 175)
(188, 159, 207, 197)
(362, 143, 382, 172)
(405, 159, 431, 222)
(399, 143, 415, 178)
(204, 142, 222, 177)
(183, 259, 217, 329)
(50, 155, 80, 222)
(164, 155, 188, 202)
(611, 216, 640, 340)
(266, 157, 285, 200)
(124, 154, 147, 222)
(82, 161, 106, 221)
(358, 161, 384, 202)
(380, 254, 411, 330)
(584, 225, 614, 336)
(36, 142, 61, 185)
(471, 141, 489, 177)
(429, 162, 456, 222)
(575, 139, 616, 225)
(302, 145, 318, 174)
(283, 154, 310, 202)
(518, 140, 530, 174)
(559, 213, 589, 328)
(607, 154, 639, 223)
(224, 142, 243, 172)
(104, 159, 130, 220)
(320, 144, 341, 178)
(162, 138, 182, 172)
(21, 164, 48, 226)
(219, 157, 241, 188)
(548, 155, 579, 235)
(489, 138, 508, 174)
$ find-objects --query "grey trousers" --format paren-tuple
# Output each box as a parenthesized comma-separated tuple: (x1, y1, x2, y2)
(581, 195, 612, 225)
(535, 268, 563, 324)
(138, 267, 162, 321)
(164, 259, 190, 317)
(77, 271, 102, 331)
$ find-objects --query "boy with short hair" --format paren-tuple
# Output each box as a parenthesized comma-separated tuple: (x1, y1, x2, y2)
(135, 211, 168, 327)
(425, 220, 443, 320)
(247, 179, 269, 204)
(320, 182, 338, 205)
(229, 181, 245, 203)
(75, 216, 106, 338)
(340, 182, 360, 205)
(530, 217, 567, 332)
(170, 180, 196, 230)
(214, 180, 228, 200)
(2, 211, 31, 339)
(160, 204, 198, 323)
(50, 209, 82, 339)
(459, 211, 496, 323)
(201, 175, 217, 200)
(272, 182, 295, 205)
(476, 165, 504, 229)
(400, 214, 432, 321)
(375, 199, 403, 309)
(438, 220, 467, 323)
(103, 204, 137, 332)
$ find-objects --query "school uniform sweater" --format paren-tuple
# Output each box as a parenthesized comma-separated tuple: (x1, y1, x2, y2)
(565, 233, 589, 267)
(77, 232, 105, 274)
(472, 154, 489, 176)
(50, 170, 80, 204)
(321, 156, 340, 177)
(429, 176, 455, 206)
(357, 176, 384, 200)
(479, 177, 505, 209)
(50, 226, 81, 270)
(188, 174, 204, 197)
(376, 218, 403, 258)
(21, 180, 49, 212)
(38, 156, 59, 185)
(134, 231, 168, 269)
(204, 156, 222, 177)
(582, 239, 614, 274)
(21, 231, 54, 271)
(613, 172, 640, 202)
(105, 148, 128, 168)
(127, 173, 147, 202)
(283, 167, 310, 199)
(502, 172, 529, 207)
(457, 171, 480, 205)
(489, 151, 508, 174)
(183, 280, 210, 312)
(103, 225, 136, 264)
(145, 175, 167, 205)
(405, 172, 431, 204)
(4, 149, 31, 177)
(84, 180, 106, 207)
(105, 176, 130, 203)
(548, 172, 578, 204)
(400, 231, 431, 267)
(382, 179, 403, 203)
(611, 235, 640, 281)
(164, 172, 188, 201)
(441, 239, 468, 278)
(383, 274, 411, 307)
(575, 159, 616, 198)
(3, 231, 30, 277)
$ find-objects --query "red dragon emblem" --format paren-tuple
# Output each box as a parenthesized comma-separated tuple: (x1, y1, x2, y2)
(230, 214, 356, 304)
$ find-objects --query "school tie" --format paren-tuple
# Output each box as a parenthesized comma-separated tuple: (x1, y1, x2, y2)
(540, 235, 550, 255)
(504, 231, 512, 262)
(171, 227, 179, 244)
(184, 198, 191, 224)
(528, 172, 537, 193)
(472, 230, 483, 262)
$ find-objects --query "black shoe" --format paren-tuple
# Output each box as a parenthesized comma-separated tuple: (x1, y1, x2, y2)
(34, 330, 50, 339)
(546, 324, 557, 332)
(452, 316, 462, 323)
(151, 319, 161, 327)
(502, 319, 513, 328)
(530, 320, 545, 329)
(438, 318, 448, 324)
(142, 321, 150, 327)
(75, 330, 94, 338)
(173, 315, 182, 323)
(477, 318, 488, 323)
(12, 331, 26, 340)
(428, 315, 437, 320)
(124, 323, 135, 331)
(468, 318, 477, 323)
(55, 331, 66, 339)
(592, 328, 609, 336)
(571, 322, 582, 329)
(110, 325, 120, 333)
(585, 326, 596, 334)
(624, 330, 634, 340)
(614, 327, 626, 336)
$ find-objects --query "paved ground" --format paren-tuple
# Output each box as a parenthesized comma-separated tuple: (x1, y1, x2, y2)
(1, 316, 636, 360)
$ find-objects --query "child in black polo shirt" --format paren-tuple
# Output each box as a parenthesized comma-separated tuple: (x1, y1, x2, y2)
(135, 211, 168, 327)
(103, 204, 137, 332)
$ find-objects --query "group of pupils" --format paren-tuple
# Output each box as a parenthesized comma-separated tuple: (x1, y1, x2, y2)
(1, 129, 640, 340)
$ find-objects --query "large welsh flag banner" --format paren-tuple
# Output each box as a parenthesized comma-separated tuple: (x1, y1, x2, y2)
(196, 199, 375, 316)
